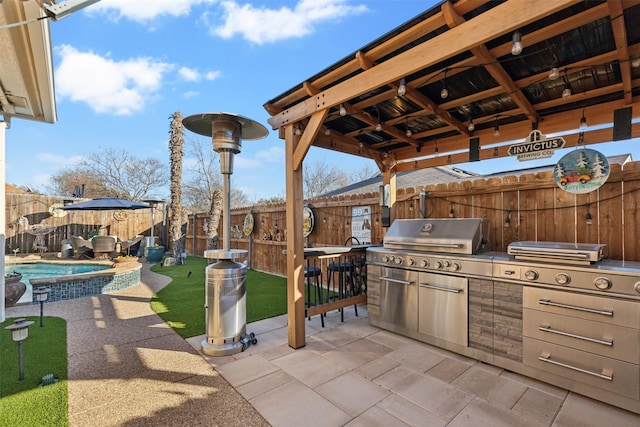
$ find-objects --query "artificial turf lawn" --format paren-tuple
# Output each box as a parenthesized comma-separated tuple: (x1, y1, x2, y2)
(150, 256, 288, 339)
(0, 316, 68, 427)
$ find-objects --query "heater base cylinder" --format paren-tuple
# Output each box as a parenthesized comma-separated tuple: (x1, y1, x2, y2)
(202, 259, 250, 356)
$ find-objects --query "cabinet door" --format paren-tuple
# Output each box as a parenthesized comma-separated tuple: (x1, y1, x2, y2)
(418, 273, 468, 346)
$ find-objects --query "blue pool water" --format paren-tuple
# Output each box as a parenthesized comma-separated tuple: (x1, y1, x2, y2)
(7, 263, 110, 304)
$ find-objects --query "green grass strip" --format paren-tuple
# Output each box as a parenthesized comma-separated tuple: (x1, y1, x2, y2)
(150, 256, 288, 339)
(0, 316, 68, 427)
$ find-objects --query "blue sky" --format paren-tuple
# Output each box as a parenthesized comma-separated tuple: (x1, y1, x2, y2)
(5, 0, 640, 201)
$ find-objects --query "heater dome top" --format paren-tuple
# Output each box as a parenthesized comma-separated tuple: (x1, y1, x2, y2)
(182, 112, 269, 140)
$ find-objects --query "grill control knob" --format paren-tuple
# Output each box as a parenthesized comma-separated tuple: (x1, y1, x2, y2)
(420, 259, 429, 268)
(451, 262, 462, 271)
(382, 255, 390, 263)
(635, 282, 640, 294)
(555, 273, 571, 285)
(407, 258, 416, 266)
(395, 257, 403, 265)
(524, 270, 539, 281)
(435, 260, 444, 269)
(443, 260, 452, 268)
(594, 277, 612, 290)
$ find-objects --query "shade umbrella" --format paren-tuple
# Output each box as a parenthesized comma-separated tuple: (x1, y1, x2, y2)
(61, 197, 150, 211)
(61, 197, 152, 256)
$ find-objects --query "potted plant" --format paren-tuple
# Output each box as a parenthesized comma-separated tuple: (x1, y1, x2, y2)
(145, 244, 164, 263)
(5, 272, 26, 307)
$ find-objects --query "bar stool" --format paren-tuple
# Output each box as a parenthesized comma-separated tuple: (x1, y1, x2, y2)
(304, 266, 324, 327)
(326, 261, 358, 322)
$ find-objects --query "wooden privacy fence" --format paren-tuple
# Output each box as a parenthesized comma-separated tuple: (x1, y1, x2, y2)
(4, 193, 159, 255)
(185, 159, 640, 276)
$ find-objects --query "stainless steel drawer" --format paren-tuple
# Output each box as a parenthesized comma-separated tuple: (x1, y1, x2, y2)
(524, 308, 640, 364)
(523, 287, 640, 328)
(524, 337, 639, 399)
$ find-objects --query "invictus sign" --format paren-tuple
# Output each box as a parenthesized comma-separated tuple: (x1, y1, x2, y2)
(508, 130, 565, 161)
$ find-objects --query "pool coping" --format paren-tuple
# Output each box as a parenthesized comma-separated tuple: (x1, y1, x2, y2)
(5, 255, 143, 303)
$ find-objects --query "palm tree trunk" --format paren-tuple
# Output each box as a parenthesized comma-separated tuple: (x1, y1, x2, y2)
(168, 111, 186, 265)
(207, 188, 223, 249)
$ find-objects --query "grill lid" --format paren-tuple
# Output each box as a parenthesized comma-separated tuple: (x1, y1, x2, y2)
(383, 218, 489, 255)
(507, 241, 608, 265)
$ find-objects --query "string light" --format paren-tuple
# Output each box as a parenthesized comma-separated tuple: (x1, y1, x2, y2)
(562, 69, 571, 98)
(504, 210, 511, 227)
(511, 31, 523, 55)
(294, 124, 302, 135)
(397, 78, 406, 96)
(579, 107, 587, 130)
(585, 204, 593, 225)
(339, 103, 347, 116)
(493, 116, 500, 136)
(440, 68, 448, 99)
(467, 118, 475, 132)
(449, 204, 454, 217)
(548, 62, 560, 80)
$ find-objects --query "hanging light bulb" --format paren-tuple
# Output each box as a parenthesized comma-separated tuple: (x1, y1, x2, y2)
(562, 81, 572, 98)
(406, 128, 412, 137)
(449, 205, 454, 217)
(585, 211, 593, 225)
(467, 119, 475, 132)
(548, 62, 560, 80)
(440, 69, 448, 99)
(325, 127, 331, 135)
(579, 107, 587, 130)
(494, 123, 500, 136)
(376, 121, 382, 131)
(511, 31, 523, 55)
(339, 103, 347, 116)
(398, 78, 406, 96)
(294, 124, 302, 135)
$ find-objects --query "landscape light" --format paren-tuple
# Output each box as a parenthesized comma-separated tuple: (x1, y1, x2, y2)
(5, 318, 34, 380)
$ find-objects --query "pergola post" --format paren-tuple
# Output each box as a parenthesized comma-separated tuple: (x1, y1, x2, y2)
(285, 123, 306, 348)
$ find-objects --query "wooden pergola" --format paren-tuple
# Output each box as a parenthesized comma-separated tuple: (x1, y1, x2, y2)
(263, 0, 640, 348)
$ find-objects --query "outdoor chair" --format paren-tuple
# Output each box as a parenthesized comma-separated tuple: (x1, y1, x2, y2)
(91, 235, 118, 259)
(120, 235, 143, 256)
(70, 236, 93, 259)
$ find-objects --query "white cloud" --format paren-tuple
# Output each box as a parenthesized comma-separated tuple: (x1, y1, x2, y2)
(88, 0, 216, 23)
(55, 45, 174, 115)
(179, 66, 201, 81)
(183, 90, 200, 99)
(205, 70, 222, 81)
(255, 146, 284, 162)
(37, 152, 86, 166)
(209, 0, 369, 44)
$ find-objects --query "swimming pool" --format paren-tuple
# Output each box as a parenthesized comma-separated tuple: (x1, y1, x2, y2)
(6, 262, 139, 304)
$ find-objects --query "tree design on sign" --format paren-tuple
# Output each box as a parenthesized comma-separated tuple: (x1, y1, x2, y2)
(553, 148, 610, 194)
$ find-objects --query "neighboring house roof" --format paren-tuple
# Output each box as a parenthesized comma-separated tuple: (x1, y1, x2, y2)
(319, 154, 633, 198)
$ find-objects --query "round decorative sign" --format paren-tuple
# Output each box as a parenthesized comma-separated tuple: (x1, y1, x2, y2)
(113, 210, 128, 221)
(303, 205, 315, 237)
(243, 212, 254, 236)
(553, 148, 610, 194)
(49, 203, 67, 218)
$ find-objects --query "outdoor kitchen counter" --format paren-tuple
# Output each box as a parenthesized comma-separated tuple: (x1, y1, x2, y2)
(303, 244, 376, 257)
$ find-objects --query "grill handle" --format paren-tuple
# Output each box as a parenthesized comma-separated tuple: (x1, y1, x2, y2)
(509, 247, 590, 260)
(419, 283, 463, 293)
(538, 299, 613, 316)
(538, 325, 613, 346)
(538, 352, 613, 381)
(381, 277, 415, 286)
(385, 240, 463, 249)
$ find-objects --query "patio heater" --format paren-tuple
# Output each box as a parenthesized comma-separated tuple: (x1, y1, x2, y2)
(142, 198, 164, 247)
(183, 112, 268, 356)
